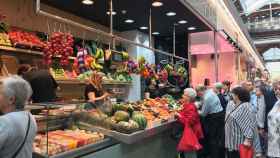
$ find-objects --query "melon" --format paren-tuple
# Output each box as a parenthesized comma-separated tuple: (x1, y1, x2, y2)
(114, 111, 129, 122)
(116, 120, 139, 134)
(132, 113, 147, 130)
(104, 117, 118, 130)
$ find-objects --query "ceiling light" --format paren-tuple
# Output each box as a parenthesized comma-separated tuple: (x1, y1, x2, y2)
(187, 27, 196, 31)
(152, 32, 160, 35)
(140, 26, 148, 30)
(166, 12, 176, 16)
(121, 10, 127, 14)
(106, 11, 116, 15)
(125, 19, 134, 23)
(152, 1, 163, 7)
(82, 0, 94, 5)
(178, 20, 187, 24)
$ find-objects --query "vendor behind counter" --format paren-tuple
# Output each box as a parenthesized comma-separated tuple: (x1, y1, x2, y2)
(18, 65, 58, 103)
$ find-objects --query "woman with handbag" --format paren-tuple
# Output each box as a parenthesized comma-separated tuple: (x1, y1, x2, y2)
(0, 76, 37, 158)
(225, 87, 262, 158)
(267, 82, 280, 158)
(176, 88, 204, 158)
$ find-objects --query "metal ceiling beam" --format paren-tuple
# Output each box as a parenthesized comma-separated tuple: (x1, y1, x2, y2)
(254, 37, 280, 45)
(265, 59, 280, 62)
(35, 0, 188, 61)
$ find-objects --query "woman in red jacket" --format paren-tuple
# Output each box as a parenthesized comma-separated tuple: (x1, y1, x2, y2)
(176, 88, 204, 158)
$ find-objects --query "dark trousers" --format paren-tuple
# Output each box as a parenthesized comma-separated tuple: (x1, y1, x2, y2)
(226, 150, 240, 158)
(201, 111, 225, 158)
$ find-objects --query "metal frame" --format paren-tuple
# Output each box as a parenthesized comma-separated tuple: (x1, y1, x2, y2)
(35, 0, 188, 61)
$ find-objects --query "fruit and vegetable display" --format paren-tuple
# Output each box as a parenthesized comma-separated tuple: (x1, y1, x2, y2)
(43, 32, 74, 66)
(80, 108, 146, 134)
(8, 29, 44, 49)
(33, 129, 104, 156)
(50, 67, 66, 79)
(79, 95, 179, 133)
(0, 13, 9, 33)
(0, 33, 11, 46)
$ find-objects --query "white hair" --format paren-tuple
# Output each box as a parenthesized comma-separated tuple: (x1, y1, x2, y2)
(2, 75, 32, 109)
(184, 88, 197, 101)
(214, 82, 223, 90)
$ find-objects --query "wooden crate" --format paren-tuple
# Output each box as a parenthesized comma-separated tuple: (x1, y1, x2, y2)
(0, 55, 19, 74)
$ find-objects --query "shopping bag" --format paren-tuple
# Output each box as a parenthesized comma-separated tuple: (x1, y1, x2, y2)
(177, 126, 202, 152)
(239, 144, 254, 158)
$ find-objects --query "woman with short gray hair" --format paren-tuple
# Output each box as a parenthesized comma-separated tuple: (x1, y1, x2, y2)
(0, 75, 37, 158)
(176, 88, 204, 158)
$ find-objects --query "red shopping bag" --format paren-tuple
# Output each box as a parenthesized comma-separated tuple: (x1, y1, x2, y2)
(177, 126, 202, 152)
(239, 144, 254, 158)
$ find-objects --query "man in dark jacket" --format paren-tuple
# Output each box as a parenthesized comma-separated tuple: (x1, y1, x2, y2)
(214, 82, 228, 110)
(263, 81, 279, 131)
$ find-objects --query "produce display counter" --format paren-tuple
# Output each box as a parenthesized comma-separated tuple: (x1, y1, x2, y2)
(79, 120, 176, 144)
(80, 128, 178, 158)
(33, 138, 117, 158)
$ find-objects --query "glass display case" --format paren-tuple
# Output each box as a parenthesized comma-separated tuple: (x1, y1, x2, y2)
(29, 103, 114, 158)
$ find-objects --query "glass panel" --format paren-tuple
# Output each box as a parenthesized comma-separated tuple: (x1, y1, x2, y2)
(240, 0, 280, 14)
(263, 48, 280, 60)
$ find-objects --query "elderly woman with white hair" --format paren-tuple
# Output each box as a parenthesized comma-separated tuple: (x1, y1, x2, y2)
(176, 88, 204, 158)
(0, 75, 37, 158)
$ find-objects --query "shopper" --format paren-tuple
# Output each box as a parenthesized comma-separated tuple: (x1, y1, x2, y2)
(267, 84, 280, 158)
(195, 85, 224, 158)
(254, 85, 267, 151)
(22, 66, 59, 103)
(263, 80, 279, 131)
(84, 71, 110, 109)
(176, 88, 204, 158)
(244, 81, 258, 113)
(225, 87, 262, 158)
(203, 78, 210, 88)
(0, 75, 37, 158)
(214, 82, 228, 110)
(17, 64, 32, 77)
(222, 80, 232, 102)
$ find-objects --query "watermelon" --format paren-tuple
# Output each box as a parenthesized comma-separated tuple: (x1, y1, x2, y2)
(113, 104, 134, 116)
(114, 111, 129, 122)
(132, 113, 147, 130)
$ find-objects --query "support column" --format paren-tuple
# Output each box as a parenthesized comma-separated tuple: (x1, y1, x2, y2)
(214, 31, 219, 82)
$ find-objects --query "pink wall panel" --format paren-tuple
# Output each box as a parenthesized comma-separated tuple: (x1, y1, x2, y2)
(191, 54, 215, 87)
(218, 53, 238, 85)
(191, 53, 238, 87)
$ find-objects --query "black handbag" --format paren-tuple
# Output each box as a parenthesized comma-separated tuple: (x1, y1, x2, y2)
(12, 113, 31, 158)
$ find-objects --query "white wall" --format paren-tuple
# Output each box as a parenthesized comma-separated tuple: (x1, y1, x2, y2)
(120, 31, 155, 101)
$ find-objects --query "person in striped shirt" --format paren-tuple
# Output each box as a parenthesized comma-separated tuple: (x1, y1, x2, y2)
(225, 87, 262, 158)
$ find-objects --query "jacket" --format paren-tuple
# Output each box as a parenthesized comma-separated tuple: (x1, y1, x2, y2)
(177, 103, 204, 152)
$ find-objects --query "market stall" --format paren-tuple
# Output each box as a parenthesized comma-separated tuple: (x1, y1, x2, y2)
(0, 0, 212, 157)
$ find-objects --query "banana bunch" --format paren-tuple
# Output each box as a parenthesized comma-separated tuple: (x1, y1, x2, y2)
(95, 48, 104, 59)
(90, 58, 103, 70)
(50, 68, 66, 79)
(0, 33, 11, 46)
(121, 51, 129, 61)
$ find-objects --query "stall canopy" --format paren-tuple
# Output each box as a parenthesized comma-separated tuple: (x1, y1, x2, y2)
(189, 31, 236, 55)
